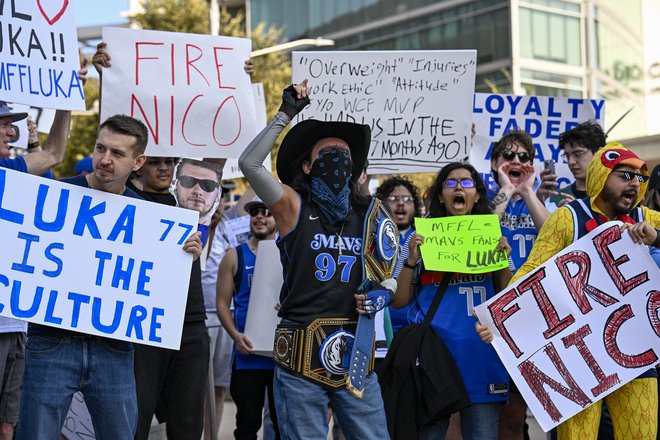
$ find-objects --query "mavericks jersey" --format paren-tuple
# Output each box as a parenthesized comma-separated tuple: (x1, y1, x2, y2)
(409, 272, 509, 404)
(277, 198, 364, 323)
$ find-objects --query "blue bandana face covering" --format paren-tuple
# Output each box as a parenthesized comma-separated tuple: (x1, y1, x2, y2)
(309, 148, 352, 224)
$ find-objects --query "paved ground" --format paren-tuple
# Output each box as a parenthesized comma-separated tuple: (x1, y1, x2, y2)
(149, 399, 547, 440)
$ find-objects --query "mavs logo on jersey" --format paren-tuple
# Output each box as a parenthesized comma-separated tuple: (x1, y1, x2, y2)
(319, 330, 355, 375)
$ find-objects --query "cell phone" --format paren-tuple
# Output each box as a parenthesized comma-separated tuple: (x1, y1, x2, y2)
(543, 160, 555, 175)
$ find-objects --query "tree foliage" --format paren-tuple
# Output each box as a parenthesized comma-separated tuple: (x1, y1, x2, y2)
(131, 0, 210, 34)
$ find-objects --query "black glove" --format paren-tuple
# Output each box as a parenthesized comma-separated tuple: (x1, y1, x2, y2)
(279, 84, 310, 118)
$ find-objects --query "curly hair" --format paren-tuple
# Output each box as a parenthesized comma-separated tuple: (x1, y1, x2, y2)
(374, 176, 422, 217)
(491, 129, 534, 160)
(428, 162, 491, 218)
(558, 120, 607, 153)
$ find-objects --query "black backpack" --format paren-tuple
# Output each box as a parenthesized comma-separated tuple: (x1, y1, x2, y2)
(376, 273, 471, 439)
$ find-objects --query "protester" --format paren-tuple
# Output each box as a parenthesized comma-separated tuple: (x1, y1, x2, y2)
(239, 81, 393, 438)
(375, 176, 422, 336)
(130, 158, 222, 440)
(15, 114, 202, 439)
(486, 129, 553, 439)
(547, 121, 607, 210)
(392, 162, 513, 440)
(216, 198, 280, 439)
(477, 142, 660, 440)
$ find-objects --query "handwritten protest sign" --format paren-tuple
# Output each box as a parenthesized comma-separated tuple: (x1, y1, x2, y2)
(474, 222, 660, 431)
(469, 94, 605, 189)
(224, 83, 269, 179)
(5, 102, 55, 148)
(0, 168, 199, 349)
(244, 240, 282, 356)
(0, 0, 85, 110)
(292, 50, 477, 174)
(62, 392, 94, 439)
(225, 215, 251, 248)
(416, 214, 508, 274)
(101, 27, 257, 158)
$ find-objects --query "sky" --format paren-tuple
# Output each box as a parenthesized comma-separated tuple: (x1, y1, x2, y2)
(74, 0, 129, 27)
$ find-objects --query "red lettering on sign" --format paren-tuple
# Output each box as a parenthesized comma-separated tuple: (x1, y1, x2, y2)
(130, 94, 159, 144)
(561, 324, 619, 397)
(518, 267, 574, 339)
(135, 42, 164, 86)
(212, 96, 241, 146)
(555, 251, 617, 314)
(603, 304, 657, 368)
(185, 44, 211, 87)
(213, 47, 236, 90)
(593, 226, 649, 295)
(181, 94, 206, 147)
(646, 291, 660, 337)
(518, 342, 591, 423)
(488, 288, 522, 358)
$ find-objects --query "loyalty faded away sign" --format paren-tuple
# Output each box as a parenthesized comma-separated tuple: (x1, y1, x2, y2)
(0, 168, 199, 349)
(474, 222, 660, 431)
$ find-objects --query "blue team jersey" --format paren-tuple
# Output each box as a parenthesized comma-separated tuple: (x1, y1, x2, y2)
(388, 227, 416, 333)
(487, 186, 537, 271)
(409, 272, 509, 404)
(0, 157, 27, 172)
(233, 242, 274, 370)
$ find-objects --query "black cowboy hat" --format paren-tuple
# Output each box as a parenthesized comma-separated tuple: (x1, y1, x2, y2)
(276, 119, 371, 185)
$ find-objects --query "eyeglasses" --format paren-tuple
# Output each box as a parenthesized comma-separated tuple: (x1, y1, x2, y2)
(560, 149, 590, 162)
(385, 195, 414, 204)
(249, 207, 272, 217)
(443, 179, 476, 188)
(612, 170, 649, 183)
(500, 150, 532, 163)
(177, 175, 219, 192)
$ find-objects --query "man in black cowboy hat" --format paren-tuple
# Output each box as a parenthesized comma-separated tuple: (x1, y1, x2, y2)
(239, 81, 391, 439)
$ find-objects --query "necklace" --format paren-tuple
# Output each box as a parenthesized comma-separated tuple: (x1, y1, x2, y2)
(336, 222, 346, 256)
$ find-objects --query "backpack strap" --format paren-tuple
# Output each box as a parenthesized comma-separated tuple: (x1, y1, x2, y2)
(421, 272, 454, 330)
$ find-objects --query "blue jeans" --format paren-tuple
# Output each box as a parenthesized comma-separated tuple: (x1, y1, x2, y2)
(418, 402, 500, 440)
(16, 335, 137, 440)
(274, 367, 389, 440)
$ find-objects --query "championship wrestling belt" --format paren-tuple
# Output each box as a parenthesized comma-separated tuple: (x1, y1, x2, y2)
(346, 198, 398, 398)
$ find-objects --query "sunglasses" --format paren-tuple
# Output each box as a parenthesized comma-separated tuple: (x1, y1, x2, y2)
(500, 150, 532, 163)
(177, 175, 219, 192)
(612, 170, 649, 183)
(249, 207, 272, 217)
(443, 179, 476, 189)
(385, 195, 414, 204)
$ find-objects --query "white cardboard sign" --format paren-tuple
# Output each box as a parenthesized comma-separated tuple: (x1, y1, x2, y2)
(0, 0, 85, 110)
(292, 50, 477, 174)
(469, 93, 605, 189)
(244, 240, 282, 356)
(0, 168, 199, 349)
(474, 222, 660, 431)
(101, 27, 257, 158)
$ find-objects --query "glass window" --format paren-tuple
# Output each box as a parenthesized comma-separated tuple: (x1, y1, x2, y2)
(519, 7, 581, 65)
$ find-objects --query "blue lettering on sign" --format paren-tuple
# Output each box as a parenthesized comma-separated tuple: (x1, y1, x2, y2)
(150, 308, 165, 343)
(0, 169, 24, 225)
(112, 255, 135, 291)
(126, 306, 148, 340)
(137, 261, 153, 296)
(0, 274, 7, 313)
(0, 63, 84, 101)
(73, 196, 105, 239)
(92, 297, 123, 334)
(10, 281, 42, 318)
(523, 97, 542, 116)
(94, 251, 112, 286)
(12, 232, 39, 274)
(43, 243, 64, 278)
(67, 292, 91, 328)
(34, 184, 68, 232)
(44, 290, 63, 325)
(107, 204, 136, 244)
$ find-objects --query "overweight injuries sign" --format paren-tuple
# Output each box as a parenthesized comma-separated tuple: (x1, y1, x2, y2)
(292, 50, 476, 174)
(474, 223, 660, 431)
(0, 168, 199, 349)
(470, 94, 605, 189)
(416, 214, 508, 274)
(0, 0, 85, 110)
(101, 27, 257, 158)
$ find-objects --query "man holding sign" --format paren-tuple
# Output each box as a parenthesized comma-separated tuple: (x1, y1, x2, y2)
(15, 115, 203, 440)
(477, 143, 660, 439)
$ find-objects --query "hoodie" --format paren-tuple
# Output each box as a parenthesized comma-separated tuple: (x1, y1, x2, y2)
(511, 142, 659, 284)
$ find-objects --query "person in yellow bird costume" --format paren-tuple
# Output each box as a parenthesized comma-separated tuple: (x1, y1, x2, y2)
(477, 142, 660, 440)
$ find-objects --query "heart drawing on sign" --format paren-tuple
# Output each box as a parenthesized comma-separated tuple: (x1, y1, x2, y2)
(37, 0, 70, 25)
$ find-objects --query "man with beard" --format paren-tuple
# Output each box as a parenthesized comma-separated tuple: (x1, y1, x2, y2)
(479, 142, 660, 439)
(239, 82, 392, 438)
(375, 177, 422, 336)
(131, 158, 222, 440)
(216, 198, 280, 439)
(487, 129, 551, 439)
